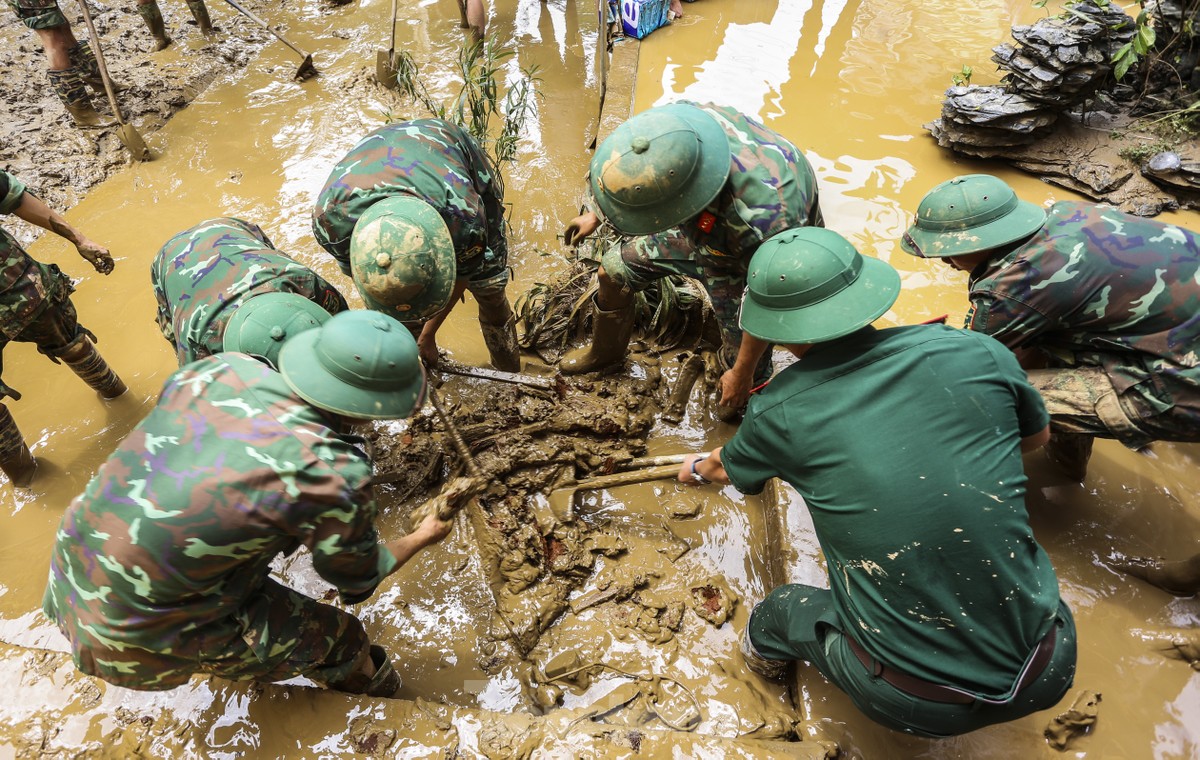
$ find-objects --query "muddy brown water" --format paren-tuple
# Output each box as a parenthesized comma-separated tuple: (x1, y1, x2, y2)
(1, 0, 1198, 757)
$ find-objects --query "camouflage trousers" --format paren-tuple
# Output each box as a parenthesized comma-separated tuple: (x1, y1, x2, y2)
(55, 579, 371, 691)
(1025, 366, 1194, 450)
(0, 266, 86, 401)
(601, 229, 772, 383)
(9, 0, 67, 29)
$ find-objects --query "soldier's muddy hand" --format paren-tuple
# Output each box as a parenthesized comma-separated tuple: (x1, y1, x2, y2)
(718, 367, 752, 409)
(77, 240, 115, 275)
(414, 511, 454, 546)
(563, 211, 600, 247)
(417, 333, 441, 369)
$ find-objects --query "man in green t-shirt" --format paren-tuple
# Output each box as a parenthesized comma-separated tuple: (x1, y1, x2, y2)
(677, 227, 1076, 737)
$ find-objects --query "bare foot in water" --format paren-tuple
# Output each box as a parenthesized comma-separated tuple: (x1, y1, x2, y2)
(1112, 552, 1200, 596)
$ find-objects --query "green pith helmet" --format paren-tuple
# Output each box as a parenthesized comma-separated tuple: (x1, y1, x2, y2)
(739, 227, 901, 344)
(900, 174, 1046, 258)
(590, 103, 732, 235)
(278, 309, 427, 420)
(349, 196, 455, 322)
(222, 292, 333, 368)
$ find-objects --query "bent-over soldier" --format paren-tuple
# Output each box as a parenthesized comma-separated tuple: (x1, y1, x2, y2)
(902, 174, 1200, 479)
(44, 310, 458, 697)
(561, 101, 823, 419)
(312, 118, 520, 372)
(0, 170, 124, 488)
(152, 217, 348, 367)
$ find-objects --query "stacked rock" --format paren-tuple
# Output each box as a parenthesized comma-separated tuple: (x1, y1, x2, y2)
(929, 0, 1135, 153)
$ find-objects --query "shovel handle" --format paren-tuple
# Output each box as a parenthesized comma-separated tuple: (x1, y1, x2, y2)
(388, 0, 398, 51)
(221, 0, 309, 57)
(428, 384, 484, 480)
(74, 0, 125, 124)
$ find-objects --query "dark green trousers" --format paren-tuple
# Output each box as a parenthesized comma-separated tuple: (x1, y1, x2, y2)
(748, 584, 1077, 738)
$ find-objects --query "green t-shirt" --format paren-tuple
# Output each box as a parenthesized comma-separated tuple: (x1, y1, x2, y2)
(723, 324, 1060, 698)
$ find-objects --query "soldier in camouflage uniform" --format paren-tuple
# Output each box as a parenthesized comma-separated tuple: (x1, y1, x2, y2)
(152, 217, 348, 367)
(0, 170, 124, 488)
(312, 118, 520, 372)
(44, 310, 459, 697)
(902, 174, 1200, 479)
(561, 101, 823, 420)
(9, 0, 213, 127)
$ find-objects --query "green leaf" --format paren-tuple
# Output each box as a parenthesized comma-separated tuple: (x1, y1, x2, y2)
(1112, 41, 1134, 61)
(1114, 55, 1133, 80)
(1137, 25, 1157, 51)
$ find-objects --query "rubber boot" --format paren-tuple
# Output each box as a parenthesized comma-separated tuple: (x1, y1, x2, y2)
(480, 317, 520, 372)
(0, 405, 37, 488)
(186, 0, 215, 34)
(46, 68, 113, 129)
(68, 41, 128, 93)
(559, 297, 635, 375)
(1113, 552, 1200, 597)
(1045, 431, 1094, 482)
(57, 337, 128, 399)
(330, 645, 403, 697)
(138, 1, 173, 50)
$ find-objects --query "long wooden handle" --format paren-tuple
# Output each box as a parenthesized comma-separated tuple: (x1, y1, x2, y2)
(74, 0, 125, 124)
(564, 464, 681, 494)
(428, 385, 483, 480)
(221, 0, 307, 57)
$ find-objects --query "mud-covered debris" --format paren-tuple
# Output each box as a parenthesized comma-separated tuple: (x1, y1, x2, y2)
(689, 575, 739, 626)
(584, 534, 627, 557)
(347, 714, 397, 757)
(570, 568, 659, 613)
(1045, 689, 1101, 750)
(619, 592, 687, 644)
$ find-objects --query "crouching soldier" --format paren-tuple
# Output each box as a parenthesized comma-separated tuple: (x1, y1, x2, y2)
(151, 217, 348, 368)
(681, 228, 1076, 737)
(0, 170, 124, 488)
(312, 118, 520, 372)
(43, 310, 460, 698)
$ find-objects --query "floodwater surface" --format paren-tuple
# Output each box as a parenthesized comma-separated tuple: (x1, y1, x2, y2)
(0, 0, 1197, 756)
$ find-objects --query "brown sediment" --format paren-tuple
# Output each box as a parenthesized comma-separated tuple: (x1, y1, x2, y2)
(1045, 690, 1102, 751)
(690, 575, 739, 627)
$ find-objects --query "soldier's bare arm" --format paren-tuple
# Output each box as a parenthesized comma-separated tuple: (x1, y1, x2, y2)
(1021, 423, 1051, 453)
(383, 512, 454, 574)
(12, 192, 115, 275)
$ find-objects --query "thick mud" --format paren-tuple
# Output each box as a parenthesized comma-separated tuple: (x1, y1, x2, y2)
(0, 0, 1198, 757)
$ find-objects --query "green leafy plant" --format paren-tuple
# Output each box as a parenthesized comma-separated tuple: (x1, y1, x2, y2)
(951, 65, 973, 86)
(390, 41, 542, 175)
(1112, 7, 1157, 80)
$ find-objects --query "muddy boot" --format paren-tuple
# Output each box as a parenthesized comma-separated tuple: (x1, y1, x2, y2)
(68, 42, 127, 93)
(739, 626, 787, 680)
(56, 337, 128, 399)
(560, 298, 635, 375)
(1113, 552, 1200, 597)
(331, 645, 402, 697)
(138, 1, 173, 50)
(0, 405, 37, 488)
(47, 68, 113, 129)
(480, 317, 520, 372)
(1044, 430, 1094, 481)
(186, 0, 215, 34)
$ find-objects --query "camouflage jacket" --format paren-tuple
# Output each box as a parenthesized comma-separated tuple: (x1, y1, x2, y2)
(601, 102, 820, 266)
(968, 201, 1200, 419)
(0, 171, 69, 339)
(312, 119, 507, 273)
(43, 353, 397, 681)
(151, 218, 348, 366)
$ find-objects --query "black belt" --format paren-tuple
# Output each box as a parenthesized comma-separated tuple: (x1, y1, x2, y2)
(845, 625, 1058, 705)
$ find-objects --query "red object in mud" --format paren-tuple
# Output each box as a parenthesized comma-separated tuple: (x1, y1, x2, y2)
(697, 211, 716, 233)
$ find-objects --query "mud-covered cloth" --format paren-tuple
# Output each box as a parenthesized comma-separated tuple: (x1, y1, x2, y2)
(152, 217, 348, 366)
(722, 324, 1073, 735)
(966, 200, 1200, 447)
(8, 0, 67, 30)
(0, 171, 85, 399)
(312, 118, 509, 293)
(42, 353, 398, 690)
(600, 102, 822, 355)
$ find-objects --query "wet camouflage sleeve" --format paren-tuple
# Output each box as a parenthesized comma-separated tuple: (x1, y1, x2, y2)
(42, 353, 397, 689)
(603, 103, 821, 349)
(311, 118, 507, 273)
(0, 171, 66, 340)
(151, 217, 348, 365)
(967, 200, 1200, 427)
